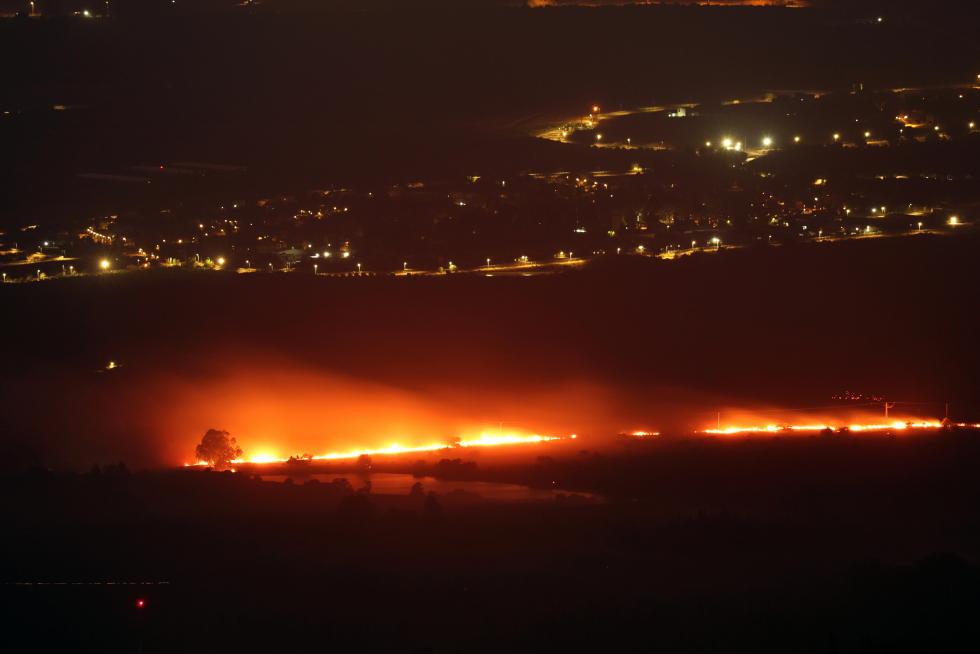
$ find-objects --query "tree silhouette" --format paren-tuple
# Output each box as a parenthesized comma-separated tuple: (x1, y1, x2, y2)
(194, 429, 242, 469)
(424, 491, 442, 518)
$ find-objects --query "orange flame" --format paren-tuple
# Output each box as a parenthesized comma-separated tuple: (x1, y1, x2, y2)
(701, 419, 973, 436)
(188, 430, 575, 467)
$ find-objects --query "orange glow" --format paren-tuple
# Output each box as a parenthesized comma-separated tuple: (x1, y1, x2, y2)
(701, 419, 972, 436)
(189, 430, 574, 467)
(629, 431, 661, 437)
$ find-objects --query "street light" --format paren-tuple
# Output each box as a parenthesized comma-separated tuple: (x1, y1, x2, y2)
(711, 237, 721, 249)
(99, 258, 110, 270)
(762, 136, 773, 148)
(357, 262, 362, 273)
(313, 263, 318, 275)
(486, 258, 491, 268)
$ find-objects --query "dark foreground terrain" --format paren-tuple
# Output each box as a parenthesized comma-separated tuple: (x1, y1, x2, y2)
(3, 430, 980, 652)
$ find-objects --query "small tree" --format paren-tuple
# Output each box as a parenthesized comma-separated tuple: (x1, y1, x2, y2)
(194, 429, 242, 469)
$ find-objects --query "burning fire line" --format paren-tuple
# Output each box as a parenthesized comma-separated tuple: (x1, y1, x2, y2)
(702, 420, 979, 436)
(187, 432, 576, 467)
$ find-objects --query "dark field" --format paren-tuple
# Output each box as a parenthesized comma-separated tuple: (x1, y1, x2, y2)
(4, 430, 980, 652)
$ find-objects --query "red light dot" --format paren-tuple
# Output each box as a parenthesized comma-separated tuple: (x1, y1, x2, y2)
(136, 599, 146, 608)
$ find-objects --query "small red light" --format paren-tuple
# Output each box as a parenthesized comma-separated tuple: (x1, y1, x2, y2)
(136, 599, 146, 609)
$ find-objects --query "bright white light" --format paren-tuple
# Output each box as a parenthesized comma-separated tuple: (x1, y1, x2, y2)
(762, 136, 773, 148)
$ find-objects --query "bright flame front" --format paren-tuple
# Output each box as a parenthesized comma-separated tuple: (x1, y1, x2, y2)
(190, 430, 573, 467)
(701, 420, 969, 436)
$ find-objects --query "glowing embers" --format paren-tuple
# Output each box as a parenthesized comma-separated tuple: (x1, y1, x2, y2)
(703, 420, 947, 436)
(191, 431, 574, 467)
